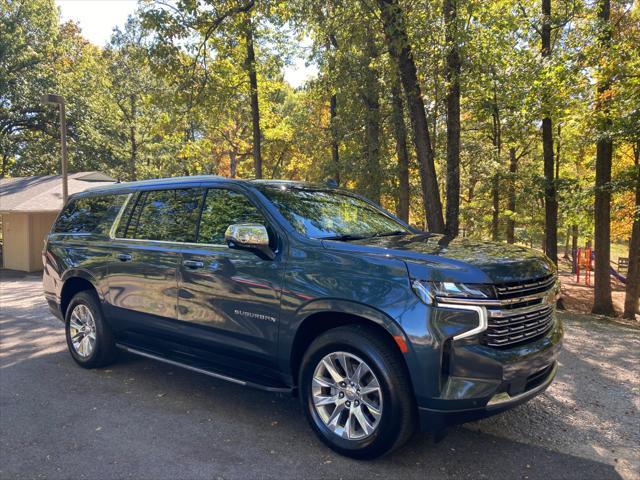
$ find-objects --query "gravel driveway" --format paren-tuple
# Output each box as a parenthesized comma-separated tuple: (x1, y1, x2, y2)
(1, 272, 638, 479)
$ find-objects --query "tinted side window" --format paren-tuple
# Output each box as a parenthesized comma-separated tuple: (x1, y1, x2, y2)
(123, 188, 203, 242)
(198, 189, 265, 244)
(54, 194, 128, 235)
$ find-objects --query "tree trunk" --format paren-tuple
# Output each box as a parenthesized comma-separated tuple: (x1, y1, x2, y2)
(245, 14, 262, 179)
(623, 141, 640, 319)
(563, 227, 571, 259)
(0, 151, 8, 179)
(569, 224, 579, 268)
(506, 147, 518, 243)
(491, 175, 500, 241)
(362, 35, 381, 204)
(490, 85, 501, 241)
(390, 68, 410, 222)
(556, 123, 561, 179)
(592, 0, 615, 316)
(542, 118, 557, 262)
(327, 33, 340, 186)
(377, 0, 445, 233)
(229, 150, 237, 178)
(444, 0, 461, 237)
(330, 94, 340, 185)
(129, 94, 137, 181)
(541, 0, 558, 264)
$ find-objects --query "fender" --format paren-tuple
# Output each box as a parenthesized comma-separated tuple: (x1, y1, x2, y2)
(293, 298, 408, 340)
(281, 298, 420, 387)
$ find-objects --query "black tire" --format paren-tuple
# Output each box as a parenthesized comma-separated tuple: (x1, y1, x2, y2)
(65, 290, 117, 369)
(299, 324, 416, 459)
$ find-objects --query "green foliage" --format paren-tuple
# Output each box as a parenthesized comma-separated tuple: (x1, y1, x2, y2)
(1, 0, 636, 245)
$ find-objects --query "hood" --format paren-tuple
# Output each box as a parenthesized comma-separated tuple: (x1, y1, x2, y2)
(322, 233, 556, 284)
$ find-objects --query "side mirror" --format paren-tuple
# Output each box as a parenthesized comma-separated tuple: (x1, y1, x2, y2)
(224, 224, 275, 260)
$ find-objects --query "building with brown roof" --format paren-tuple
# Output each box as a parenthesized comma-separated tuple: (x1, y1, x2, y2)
(0, 172, 115, 271)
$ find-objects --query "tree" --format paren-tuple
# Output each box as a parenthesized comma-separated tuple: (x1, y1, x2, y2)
(592, 0, 615, 316)
(361, 32, 382, 203)
(244, 12, 262, 178)
(389, 65, 410, 222)
(377, 0, 445, 233)
(506, 148, 518, 243)
(0, 0, 59, 176)
(444, 0, 461, 236)
(104, 18, 170, 180)
(541, 0, 558, 265)
(624, 141, 639, 319)
(141, 0, 264, 178)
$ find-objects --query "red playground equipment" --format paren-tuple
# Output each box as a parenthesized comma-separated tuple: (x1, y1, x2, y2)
(573, 246, 628, 286)
(575, 247, 592, 286)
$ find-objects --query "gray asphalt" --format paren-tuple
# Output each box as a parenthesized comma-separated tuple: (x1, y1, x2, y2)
(1, 272, 638, 480)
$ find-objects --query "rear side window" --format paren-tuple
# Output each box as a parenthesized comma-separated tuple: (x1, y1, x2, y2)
(197, 189, 265, 244)
(120, 188, 204, 242)
(53, 194, 128, 235)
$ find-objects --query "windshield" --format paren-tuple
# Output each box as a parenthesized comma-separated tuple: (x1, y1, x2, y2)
(257, 186, 410, 240)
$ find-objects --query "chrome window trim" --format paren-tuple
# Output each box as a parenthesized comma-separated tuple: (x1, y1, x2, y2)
(110, 236, 228, 249)
(437, 302, 488, 341)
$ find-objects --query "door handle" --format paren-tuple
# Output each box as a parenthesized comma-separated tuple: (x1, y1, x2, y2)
(116, 253, 132, 262)
(182, 260, 204, 269)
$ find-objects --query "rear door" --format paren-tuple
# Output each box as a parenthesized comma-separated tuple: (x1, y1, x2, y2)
(105, 188, 204, 339)
(176, 187, 284, 371)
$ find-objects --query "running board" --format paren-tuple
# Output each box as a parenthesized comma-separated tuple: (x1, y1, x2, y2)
(116, 343, 292, 394)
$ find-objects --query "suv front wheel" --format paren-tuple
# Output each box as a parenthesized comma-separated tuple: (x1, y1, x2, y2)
(299, 325, 416, 459)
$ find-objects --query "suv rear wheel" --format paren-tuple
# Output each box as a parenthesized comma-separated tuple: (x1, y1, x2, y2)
(65, 291, 117, 368)
(299, 325, 416, 459)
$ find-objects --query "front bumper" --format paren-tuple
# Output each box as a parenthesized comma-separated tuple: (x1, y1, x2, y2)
(418, 360, 558, 430)
(413, 312, 563, 432)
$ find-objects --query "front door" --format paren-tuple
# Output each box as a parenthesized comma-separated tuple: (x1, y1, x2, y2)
(177, 188, 283, 370)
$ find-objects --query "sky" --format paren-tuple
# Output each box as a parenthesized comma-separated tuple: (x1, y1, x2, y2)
(55, 0, 317, 88)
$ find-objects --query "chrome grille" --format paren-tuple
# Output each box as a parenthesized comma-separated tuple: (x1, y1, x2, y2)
(484, 274, 557, 347)
(495, 274, 556, 300)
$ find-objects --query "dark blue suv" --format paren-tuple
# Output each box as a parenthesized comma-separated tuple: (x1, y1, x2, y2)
(43, 176, 562, 458)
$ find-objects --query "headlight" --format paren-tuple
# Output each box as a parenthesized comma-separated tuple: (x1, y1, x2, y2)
(430, 281, 494, 299)
(411, 280, 494, 305)
(412, 280, 490, 341)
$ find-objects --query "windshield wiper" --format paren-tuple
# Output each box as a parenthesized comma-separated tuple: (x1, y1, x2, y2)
(372, 230, 409, 238)
(320, 234, 371, 241)
(321, 230, 408, 241)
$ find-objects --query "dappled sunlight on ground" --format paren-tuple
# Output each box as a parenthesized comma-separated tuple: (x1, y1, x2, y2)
(466, 311, 639, 479)
(0, 272, 66, 369)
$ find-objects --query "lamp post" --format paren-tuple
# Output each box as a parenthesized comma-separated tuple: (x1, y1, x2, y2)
(40, 93, 68, 203)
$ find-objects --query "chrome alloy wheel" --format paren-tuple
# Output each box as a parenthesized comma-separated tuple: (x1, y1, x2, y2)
(69, 304, 97, 358)
(311, 352, 383, 440)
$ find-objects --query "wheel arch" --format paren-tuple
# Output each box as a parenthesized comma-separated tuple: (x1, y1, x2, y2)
(287, 300, 414, 389)
(60, 270, 103, 318)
